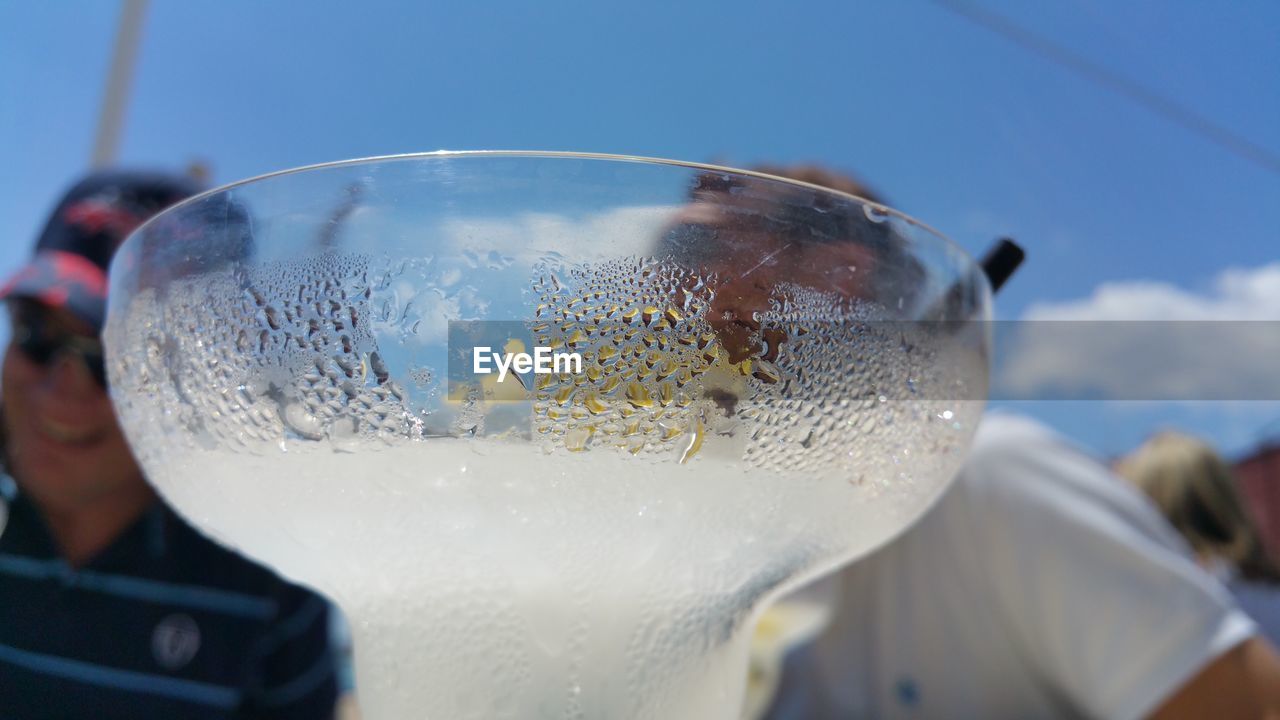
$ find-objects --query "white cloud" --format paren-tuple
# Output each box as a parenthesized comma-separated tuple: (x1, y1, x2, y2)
(997, 264, 1280, 401)
(1023, 263, 1280, 321)
(435, 205, 681, 261)
(362, 205, 681, 347)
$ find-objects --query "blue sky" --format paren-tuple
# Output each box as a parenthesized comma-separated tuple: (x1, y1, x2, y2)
(2, 0, 1278, 458)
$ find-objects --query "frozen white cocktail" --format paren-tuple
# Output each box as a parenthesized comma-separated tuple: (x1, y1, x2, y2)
(105, 153, 991, 719)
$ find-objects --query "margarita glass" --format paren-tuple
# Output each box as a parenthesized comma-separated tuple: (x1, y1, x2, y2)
(104, 152, 991, 719)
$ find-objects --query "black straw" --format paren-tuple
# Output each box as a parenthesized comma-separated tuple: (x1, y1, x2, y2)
(980, 238, 1025, 294)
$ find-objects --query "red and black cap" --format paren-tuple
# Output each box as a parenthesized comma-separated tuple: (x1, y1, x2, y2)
(0, 170, 203, 332)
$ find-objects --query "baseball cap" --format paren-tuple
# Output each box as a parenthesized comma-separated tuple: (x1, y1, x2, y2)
(0, 170, 204, 332)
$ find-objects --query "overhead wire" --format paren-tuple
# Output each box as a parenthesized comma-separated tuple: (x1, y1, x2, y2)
(925, 0, 1280, 176)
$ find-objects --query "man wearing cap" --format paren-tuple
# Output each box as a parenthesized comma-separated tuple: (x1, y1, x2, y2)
(0, 171, 340, 718)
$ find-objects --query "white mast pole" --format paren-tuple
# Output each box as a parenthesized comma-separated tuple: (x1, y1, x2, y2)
(91, 0, 149, 168)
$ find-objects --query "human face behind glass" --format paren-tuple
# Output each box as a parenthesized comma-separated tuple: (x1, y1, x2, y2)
(665, 174, 879, 363)
(2, 300, 145, 514)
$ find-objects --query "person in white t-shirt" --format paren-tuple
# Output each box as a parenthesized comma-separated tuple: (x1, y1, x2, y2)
(658, 161, 1280, 717)
(759, 413, 1280, 720)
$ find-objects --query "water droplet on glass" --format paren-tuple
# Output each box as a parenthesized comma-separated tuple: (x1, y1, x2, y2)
(863, 205, 889, 223)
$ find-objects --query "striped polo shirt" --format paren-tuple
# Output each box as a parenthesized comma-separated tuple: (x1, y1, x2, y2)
(0, 486, 338, 719)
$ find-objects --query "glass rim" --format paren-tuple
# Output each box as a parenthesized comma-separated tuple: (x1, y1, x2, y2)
(130, 150, 976, 271)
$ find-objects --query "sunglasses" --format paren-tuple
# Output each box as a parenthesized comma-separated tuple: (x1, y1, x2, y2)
(8, 303, 108, 388)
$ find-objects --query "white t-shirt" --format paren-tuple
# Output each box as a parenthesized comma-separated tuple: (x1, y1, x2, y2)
(0, 475, 11, 537)
(1199, 559, 1280, 651)
(762, 413, 1256, 720)
(1227, 578, 1280, 652)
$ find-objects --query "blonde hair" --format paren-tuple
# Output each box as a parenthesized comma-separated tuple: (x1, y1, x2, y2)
(1118, 432, 1280, 583)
